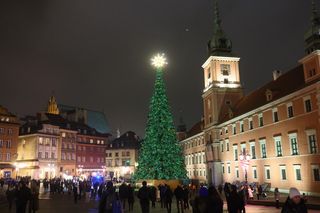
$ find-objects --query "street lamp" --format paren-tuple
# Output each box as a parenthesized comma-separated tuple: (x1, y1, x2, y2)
(239, 150, 251, 184)
(48, 163, 55, 179)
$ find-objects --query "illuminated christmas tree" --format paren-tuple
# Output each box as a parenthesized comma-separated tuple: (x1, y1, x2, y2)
(135, 54, 187, 180)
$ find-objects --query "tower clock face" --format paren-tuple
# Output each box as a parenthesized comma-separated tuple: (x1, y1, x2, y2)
(221, 64, 231, 76)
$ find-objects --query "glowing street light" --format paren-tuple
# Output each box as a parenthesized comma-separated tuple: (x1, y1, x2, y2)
(151, 53, 168, 69)
(239, 150, 251, 184)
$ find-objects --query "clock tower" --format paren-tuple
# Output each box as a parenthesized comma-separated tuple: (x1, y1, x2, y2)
(203, 0, 243, 186)
(202, 0, 243, 128)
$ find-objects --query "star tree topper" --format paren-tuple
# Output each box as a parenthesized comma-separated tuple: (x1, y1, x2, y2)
(151, 53, 168, 69)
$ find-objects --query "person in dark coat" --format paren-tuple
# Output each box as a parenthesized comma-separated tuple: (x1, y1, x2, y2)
(158, 184, 166, 208)
(127, 184, 135, 212)
(73, 183, 78, 204)
(224, 183, 231, 212)
(119, 182, 128, 210)
(174, 185, 184, 213)
(228, 185, 241, 213)
(98, 181, 118, 213)
(15, 181, 31, 213)
(182, 185, 190, 210)
(238, 185, 246, 213)
(206, 186, 223, 213)
(6, 183, 16, 211)
(192, 196, 207, 213)
(137, 181, 150, 213)
(164, 185, 173, 213)
(281, 187, 308, 213)
(29, 180, 39, 213)
(149, 186, 157, 208)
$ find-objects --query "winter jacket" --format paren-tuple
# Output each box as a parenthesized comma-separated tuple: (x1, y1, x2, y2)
(281, 197, 308, 213)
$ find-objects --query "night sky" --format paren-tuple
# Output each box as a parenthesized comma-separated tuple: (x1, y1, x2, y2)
(0, 0, 312, 137)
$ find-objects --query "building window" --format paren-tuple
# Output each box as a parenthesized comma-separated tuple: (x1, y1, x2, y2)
(0, 140, 3, 147)
(38, 152, 42, 159)
(45, 152, 48, 159)
(6, 140, 11, 149)
(62, 132, 66, 137)
(287, 103, 294, 118)
(90, 139, 94, 144)
(222, 164, 225, 174)
(250, 142, 256, 159)
(294, 165, 302, 181)
(220, 142, 224, 152)
(252, 167, 257, 179)
(227, 164, 231, 174)
(280, 165, 287, 180)
(289, 134, 299, 155)
(90, 157, 93, 163)
(235, 167, 239, 178)
(82, 157, 86, 162)
(221, 64, 231, 76)
(305, 98, 312, 112)
(264, 166, 271, 180)
(51, 152, 55, 159)
(39, 137, 43, 145)
(240, 121, 244, 132)
(232, 124, 236, 135)
(273, 108, 279, 122)
(312, 165, 320, 181)
(240, 143, 246, 153)
(233, 146, 238, 161)
(8, 128, 13, 135)
(0, 128, 4, 134)
(77, 156, 81, 162)
(308, 134, 317, 154)
(249, 118, 253, 130)
(274, 136, 282, 157)
(6, 153, 10, 161)
(62, 153, 65, 160)
(260, 140, 267, 158)
(259, 113, 264, 127)
(226, 140, 229, 151)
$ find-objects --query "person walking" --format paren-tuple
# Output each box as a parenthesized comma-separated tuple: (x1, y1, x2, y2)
(174, 185, 184, 213)
(29, 180, 39, 213)
(127, 184, 135, 212)
(281, 187, 307, 213)
(257, 184, 262, 200)
(238, 185, 246, 213)
(137, 181, 150, 213)
(206, 186, 223, 213)
(182, 185, 189, 210)
(228, 185, 241, 213)
(149, 185, 157, 208)
(98, 181, 119, 213)
(6, 183, 16, 211)
(164, 185, 173, 213)
(274, 187, 280, 209)
(119, 182, 128, 210)
(73, 183, 78, 204)
(15, 181, 31, 213)
(158, 184, 166, 208)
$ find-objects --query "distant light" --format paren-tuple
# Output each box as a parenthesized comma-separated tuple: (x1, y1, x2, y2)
(151, 53, 168, 68)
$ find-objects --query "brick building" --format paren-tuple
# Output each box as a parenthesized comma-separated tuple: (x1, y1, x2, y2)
(0, 105, 19, 178)
(179, 1, 320, 195)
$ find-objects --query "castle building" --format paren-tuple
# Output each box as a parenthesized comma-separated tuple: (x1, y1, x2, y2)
(180, 0, 320, 195)
(0, 105, 19, 178)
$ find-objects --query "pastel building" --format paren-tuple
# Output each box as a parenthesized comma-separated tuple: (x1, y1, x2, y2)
(180, 1, 320, 195)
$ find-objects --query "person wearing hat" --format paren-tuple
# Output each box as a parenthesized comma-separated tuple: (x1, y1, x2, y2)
(281, 187, 308, 213)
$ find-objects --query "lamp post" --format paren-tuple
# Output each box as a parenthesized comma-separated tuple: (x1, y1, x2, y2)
(239, 150, 251, 184)
(48, 163, 55, 179)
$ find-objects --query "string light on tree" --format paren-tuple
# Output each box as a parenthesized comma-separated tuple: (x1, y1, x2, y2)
(134, 53, 187, 180)
(151, 53, 168, 68)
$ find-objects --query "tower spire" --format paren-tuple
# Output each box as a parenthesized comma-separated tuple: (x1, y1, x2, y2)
(47, 95, 60, 115)
(207, 0, 232, 57)
(305, 0, 320, 54)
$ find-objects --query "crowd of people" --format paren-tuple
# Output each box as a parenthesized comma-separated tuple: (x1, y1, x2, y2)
(0, 176, 311, 213)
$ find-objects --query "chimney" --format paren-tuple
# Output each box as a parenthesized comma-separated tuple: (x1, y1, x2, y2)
(273, 70, 282, 81)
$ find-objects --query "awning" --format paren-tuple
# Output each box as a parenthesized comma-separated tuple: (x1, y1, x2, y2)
(0, 163, 15, 169)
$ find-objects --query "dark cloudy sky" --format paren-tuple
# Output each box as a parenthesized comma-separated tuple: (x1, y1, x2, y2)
(0, 0, 312, 137)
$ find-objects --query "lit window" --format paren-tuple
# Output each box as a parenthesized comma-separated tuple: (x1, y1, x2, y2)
(280, 165, 287, 180)
(259, 139, 267, 158)
(273, 108, 279, 122)
(250, 141, 256, 159)
(312, 165, 320, 181)
(304, 98, 312, 112)
(232, 124, 236, 135)
(264, 166, 271, 180)
(294, 165, 302, 181)
(274, 136, 282, 157)
(289, 133, 299, 155)
(240, 121, 244, 132)
(233, 145, 238, 161)
(287, 103, 294, 118)
(258, 113, 264, 127)
(248, 118, 253, 130)
(252, 167, 257, 179)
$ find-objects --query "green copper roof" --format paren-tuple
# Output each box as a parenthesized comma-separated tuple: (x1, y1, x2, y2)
(305, 0, 320, 54)
(207, 0, 233, 57)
